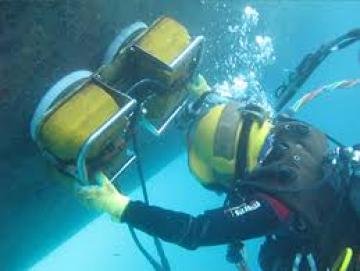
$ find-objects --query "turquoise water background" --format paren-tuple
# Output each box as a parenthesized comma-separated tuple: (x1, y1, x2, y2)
(30, 1, 360, 271)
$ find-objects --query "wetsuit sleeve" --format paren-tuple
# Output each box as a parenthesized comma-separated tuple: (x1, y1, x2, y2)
(121, 194, 285, 250)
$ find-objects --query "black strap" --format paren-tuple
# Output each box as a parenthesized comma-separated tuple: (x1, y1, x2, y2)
(234, 106, 266, 180)
(227, 107, 265, 269)
(234, 114, 252, 180)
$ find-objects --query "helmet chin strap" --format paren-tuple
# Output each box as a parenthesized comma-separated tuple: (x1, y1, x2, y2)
(234, 106, 267, 181)
(225, 106, 269, 271)
(234, 115, 251, 181)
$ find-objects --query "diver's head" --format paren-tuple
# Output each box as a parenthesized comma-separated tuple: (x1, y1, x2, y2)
(187, 102, 272, 193)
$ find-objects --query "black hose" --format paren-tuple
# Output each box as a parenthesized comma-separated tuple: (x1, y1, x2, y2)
(128, 226, 164, 271)
(123, 103, 170, 271)
(126, 78, 168, 98)
(132, 130, 171, 271)
(275, 28, 360, 112)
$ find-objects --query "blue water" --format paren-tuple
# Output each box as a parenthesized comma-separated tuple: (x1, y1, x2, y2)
(31, 154, 260, 271)
(30, 1, 360, 270)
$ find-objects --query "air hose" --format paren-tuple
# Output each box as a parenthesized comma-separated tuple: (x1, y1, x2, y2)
(273, 28, 360, 152)
(124, 101, 171, 271)
(131, 129, 171, 271)
(289, 78, 360, 114)
(275, 28, 360, 112)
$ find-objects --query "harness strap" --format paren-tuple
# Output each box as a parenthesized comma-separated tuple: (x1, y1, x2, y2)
(235, 105, 267, 180)
(292, 253, 318, 271)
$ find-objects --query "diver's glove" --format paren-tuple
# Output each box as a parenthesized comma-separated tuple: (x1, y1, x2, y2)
(187, 74, 211, 97)
(76, 172, 130, 222)
(176, 74, 211, 129)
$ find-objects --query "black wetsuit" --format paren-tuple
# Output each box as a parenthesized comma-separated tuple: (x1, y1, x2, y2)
(122, 191, 292, 250)
(122, 118, 360, 270)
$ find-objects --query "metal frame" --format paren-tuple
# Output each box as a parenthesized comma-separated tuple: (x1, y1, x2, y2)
(169, 36, 204, 70)
(33, 73, 138, 185)
(109, 151, 137, 182)
(76, 96, 137, 184)
(136, 36, 205, 136)
(141, 97, 189, 136)
(32, 32, 205, 184)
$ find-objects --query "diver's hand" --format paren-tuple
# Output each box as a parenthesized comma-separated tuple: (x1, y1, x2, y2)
(76, 172, 130, 222)
(187, 74, 211, 97)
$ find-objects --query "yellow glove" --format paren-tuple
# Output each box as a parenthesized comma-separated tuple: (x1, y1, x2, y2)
(76, 172, 130, 222)
(187, 74, 211, 97)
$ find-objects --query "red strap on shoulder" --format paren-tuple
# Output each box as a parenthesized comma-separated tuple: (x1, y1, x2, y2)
(257, 193, 292, 222)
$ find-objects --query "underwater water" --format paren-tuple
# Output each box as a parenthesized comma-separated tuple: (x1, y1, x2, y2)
(2, 1, 360, 271)
(30, 1, 360, 270)
(31, 153, 262, 271)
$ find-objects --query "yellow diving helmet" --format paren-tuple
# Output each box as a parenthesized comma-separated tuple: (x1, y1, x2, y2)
(188, 102, 273, 190)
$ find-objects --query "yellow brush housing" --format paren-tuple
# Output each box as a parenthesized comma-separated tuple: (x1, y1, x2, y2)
(136, 16, 190, 65)
(39, 83, 119, 161)
(134, 17, 191, 86)
(133, 17, 193, 125)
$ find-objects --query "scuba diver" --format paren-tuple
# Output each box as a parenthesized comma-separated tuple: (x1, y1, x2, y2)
(76, 27, 360, 271)
(77, 99, 360, 270)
